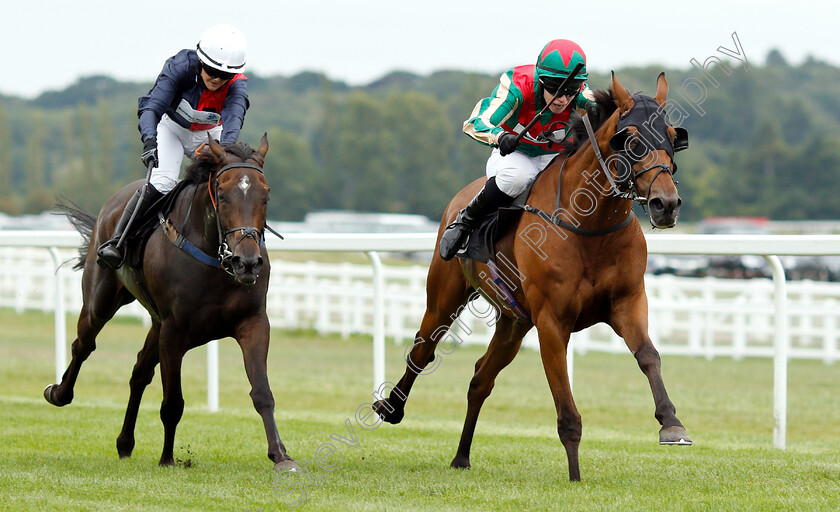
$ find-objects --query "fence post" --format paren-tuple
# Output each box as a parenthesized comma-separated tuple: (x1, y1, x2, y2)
(48, 248, 66, 384)
(825, 299, 837, 365)
(765, 255, 788, 450)
(367, 251, 385, 393)
(207, 340, 219, 412)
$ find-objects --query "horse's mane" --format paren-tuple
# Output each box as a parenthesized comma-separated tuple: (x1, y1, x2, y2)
(560, 89, 618, 155)
(183, 142, 261, 185)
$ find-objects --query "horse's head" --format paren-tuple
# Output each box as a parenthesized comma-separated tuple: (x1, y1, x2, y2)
(202, 135, 271, 285)
(607, 72, 689, 228)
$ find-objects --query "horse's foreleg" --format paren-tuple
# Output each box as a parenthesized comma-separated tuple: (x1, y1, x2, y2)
(612, 292, 692, 445)
(236, 316, 296, 471)
(116, 322, 161, 458)
(451, 315, 531, 469)
(372, 258, 471, 424)
(536, 316, 581, 482)
(157, 334, 185, 467)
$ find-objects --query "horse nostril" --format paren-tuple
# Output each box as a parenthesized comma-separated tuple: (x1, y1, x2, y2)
(649, 198, 665, 212)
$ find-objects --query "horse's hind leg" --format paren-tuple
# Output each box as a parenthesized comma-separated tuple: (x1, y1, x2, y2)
(451, 314, 531, 469)
(612, 292, 692, 445)
(44, 271, 131, 406)
(116, 321, 161, 458)
(373, 257, 471, 424)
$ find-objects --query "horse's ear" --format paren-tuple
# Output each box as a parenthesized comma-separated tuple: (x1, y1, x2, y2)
(611, 71, 634, 114)
(655, 72, 668, 106)
(257, 132, 269, 159)
(207, 135, 227, 163)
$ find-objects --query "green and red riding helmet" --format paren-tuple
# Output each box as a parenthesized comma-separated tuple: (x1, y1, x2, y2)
(535, 39, 588, 94)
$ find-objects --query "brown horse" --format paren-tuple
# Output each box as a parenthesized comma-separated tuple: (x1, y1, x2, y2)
(374, 73, 691, 481)
(45, 136, 298, 471)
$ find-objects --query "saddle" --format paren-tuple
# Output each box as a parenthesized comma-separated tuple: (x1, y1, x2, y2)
(458, 195, 532, 323)
(123, 180, 192, 269)
(116, 180, 193, 320)
(459, 206, 523, 264)
(458, 190, 528, 264)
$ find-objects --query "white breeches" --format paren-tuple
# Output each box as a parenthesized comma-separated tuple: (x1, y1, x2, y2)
(485, 149, 556, 197)
(149, 114, 223, 193)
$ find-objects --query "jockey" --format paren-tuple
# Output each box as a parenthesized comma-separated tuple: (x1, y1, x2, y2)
(439, 39, 596, 261)
(97, 24, 250, 269)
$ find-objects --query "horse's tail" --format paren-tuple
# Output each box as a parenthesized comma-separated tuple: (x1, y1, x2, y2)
(55, 197, 96, 271)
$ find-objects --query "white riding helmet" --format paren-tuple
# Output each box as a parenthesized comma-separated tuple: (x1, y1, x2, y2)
(196, 24, 247, 73)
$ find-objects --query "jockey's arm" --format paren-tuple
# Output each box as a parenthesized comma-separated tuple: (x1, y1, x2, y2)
(218, 78, 249, 144)
(463, 70, 522, 147)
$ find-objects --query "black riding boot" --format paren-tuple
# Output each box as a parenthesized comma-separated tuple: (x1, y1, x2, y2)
(96, 184, 163, 269)
(439, 178, 514, 261)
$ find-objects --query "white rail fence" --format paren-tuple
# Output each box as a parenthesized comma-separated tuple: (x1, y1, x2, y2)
(4, 241, 839, 363)
(4, 231, 840, 450)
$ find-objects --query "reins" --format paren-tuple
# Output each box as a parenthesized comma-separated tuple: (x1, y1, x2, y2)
(581, 114, 634, 201)
(514, 114, 635, 237)
(515, 99, 679, 236)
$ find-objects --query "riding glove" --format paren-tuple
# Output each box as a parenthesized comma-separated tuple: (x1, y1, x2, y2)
(498, 132, 520, 156)
(141, 136, 158, 169)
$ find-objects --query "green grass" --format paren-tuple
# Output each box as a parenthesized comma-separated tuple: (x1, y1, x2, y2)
(1, 308, 838, 511)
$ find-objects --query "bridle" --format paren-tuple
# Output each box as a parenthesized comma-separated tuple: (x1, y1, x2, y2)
(616, 156, 676, 206)
(160, 158, 284, 276)
(208, 161, 268, 276)
(517, 90, 688, 237)
(581, 94, 685, 205)
(581, 118, 675, 205)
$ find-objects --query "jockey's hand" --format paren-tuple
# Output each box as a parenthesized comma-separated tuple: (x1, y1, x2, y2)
(498, 132, 520, 157)
(141, 137, 158, 169)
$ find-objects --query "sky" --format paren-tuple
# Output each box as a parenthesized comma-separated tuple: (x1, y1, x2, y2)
(3, 0, 838, 99)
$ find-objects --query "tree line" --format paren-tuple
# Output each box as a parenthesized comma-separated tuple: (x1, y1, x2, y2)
(1, 49, 839, 223)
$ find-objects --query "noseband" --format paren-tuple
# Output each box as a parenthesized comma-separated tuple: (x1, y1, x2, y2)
(209, 162, 267, 276)
(621, 161, 676, 206)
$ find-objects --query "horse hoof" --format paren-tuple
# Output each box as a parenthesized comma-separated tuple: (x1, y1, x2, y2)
(274, 459, 301, 473)
(372, 399, 404, 425)
(450, 455, 471, 469)
(116, 438, 135, 459)
(659, 425, 693, 445)
(43, 385, 68, 407)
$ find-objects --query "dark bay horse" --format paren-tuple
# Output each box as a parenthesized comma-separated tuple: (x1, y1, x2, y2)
(45, 136, 298, 471)
(374, 73, 691, 481)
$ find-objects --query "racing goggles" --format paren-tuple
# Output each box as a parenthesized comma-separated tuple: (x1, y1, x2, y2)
(201, 63, 235, 81)
(539, 77, 582, 98)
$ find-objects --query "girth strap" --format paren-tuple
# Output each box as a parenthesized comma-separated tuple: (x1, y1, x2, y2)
(159, 213, 222, 268)
(487, 260, 532, 324)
